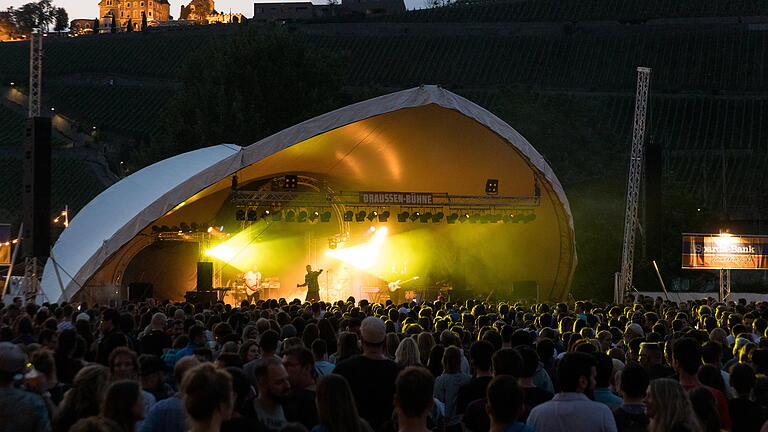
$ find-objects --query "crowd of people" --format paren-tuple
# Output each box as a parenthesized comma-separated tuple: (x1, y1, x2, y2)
(1, 293, 768, 432)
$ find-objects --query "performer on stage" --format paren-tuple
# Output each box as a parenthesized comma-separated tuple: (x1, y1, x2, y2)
(297, 265, 323, 302)
(244, 265, 262, 303)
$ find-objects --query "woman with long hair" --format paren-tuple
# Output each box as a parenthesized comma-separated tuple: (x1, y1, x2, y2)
(417, 333, 435, 366)
(239, 339, 260, 364)
(644, 378, 700, 432)
(395, 337, 422, 367)
(101, 380, 145, 432)
(182, 363, 234, 432)
(55, 365, 111, 432)
(313, 374, 372, 432)
(333, 332, 360, 364)
(385, 333, 400, 361)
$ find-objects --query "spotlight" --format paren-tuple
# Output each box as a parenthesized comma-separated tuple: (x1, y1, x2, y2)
(420, 212, 432, 223)
(432, 212, 444, 223)
(397, 211, 409, 222)
(298, 211, 308, 222)
(485, 178, 499, 195)
(180, 222, 191, 232)
(344, 211, 353, 222)
(320, 211, 332, 222)
(446, 213, 459, 224)
(410, 211, 420, 222)
(378, 211, 390, 222)
(272, 211, 282, 221)
(523, 213, 537, 223)
(367, 211, 378, 221)
(459, 213, 470, 223)
(286, 210, 296, 222)
(355, 210, 366, 222)
(160, 225, 170, 232)
(235, 209, 245, 221)
(283, 174, 298, 189)
(309, 211, 320, 222)
(502, 213, 515, 223)
(247, 209, 258, 221)
(469, 214, 481, 224)
(190, 222, 198, 232)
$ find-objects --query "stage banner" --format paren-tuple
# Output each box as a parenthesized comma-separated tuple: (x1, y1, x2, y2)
(682, 234, 768, 270)
(359, 192, 434, 205)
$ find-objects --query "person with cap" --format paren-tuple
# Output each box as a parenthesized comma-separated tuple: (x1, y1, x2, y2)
(139, 354, 173, 402)
(333, 316, 402, 432)
(0, 342, 53, 432)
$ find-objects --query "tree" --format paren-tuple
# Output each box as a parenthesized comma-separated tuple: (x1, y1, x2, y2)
(110, 13, 116, 33)
(130, 27, 350, 169)
(141, 11, 147, 31)
(126, 17, 133, 31)
(10, 0, 56, 33)
(93, 17, 99, 34)
(53, 7, 67, 32)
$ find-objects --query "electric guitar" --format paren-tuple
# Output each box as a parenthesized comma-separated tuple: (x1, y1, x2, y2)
(387, 276, 420, 292)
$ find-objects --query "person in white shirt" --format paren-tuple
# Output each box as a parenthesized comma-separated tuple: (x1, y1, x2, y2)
(528, 352, 617, 432)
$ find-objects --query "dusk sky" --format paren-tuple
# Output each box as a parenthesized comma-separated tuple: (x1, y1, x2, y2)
(2, 0, 420, 20)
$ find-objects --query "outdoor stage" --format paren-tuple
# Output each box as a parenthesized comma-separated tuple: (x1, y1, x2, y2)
(39, 86, 577, 305)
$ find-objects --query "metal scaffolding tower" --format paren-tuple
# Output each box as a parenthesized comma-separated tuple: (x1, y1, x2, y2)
(28, 30, 43, 117)
(617, 67, 651, 303)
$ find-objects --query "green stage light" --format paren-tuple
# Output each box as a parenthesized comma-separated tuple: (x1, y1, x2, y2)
(379, 211, 390, 222)
(344, 211, 353, 222)
(247, 209, 258, 221)
(367, 211, 378, 221)
(271, 211, 282, 221)
(459, 213, 470, 223)
(298, 211, 308, 222)
(356, 210, 366, 222)
(235, 209, 246, 221)
(446, 213, 459, 224)
(286, 210, 296, 222)
(309, 211, 320, 222)
(410, 211, 420, 222)
(432, 212, 444, 223)
(397, 211, 409, 222)
(320, 211, 332, 222)
(420, 212, 432, 223)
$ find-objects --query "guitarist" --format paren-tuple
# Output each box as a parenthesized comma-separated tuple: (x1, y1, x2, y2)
(297, 265, 323, 302)
(244, 265, 262, 303)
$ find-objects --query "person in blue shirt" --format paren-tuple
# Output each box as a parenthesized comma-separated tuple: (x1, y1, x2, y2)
(486, 375, 537, 432)
(593, 353, 623, 410)
(173, 325, 206, 364)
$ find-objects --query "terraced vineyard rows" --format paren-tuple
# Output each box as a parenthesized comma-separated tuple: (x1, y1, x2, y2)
(310, 30, 768, 92)
(0, 157, 108, 223)
(0, 105, 25, 147)
(48, 85, 177, 138)
(378, 0, 768, 23)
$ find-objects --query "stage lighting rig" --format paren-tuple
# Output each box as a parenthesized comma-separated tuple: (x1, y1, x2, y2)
(180, 222, 191, 232)
(309, 211, 320, 222)
(409, 211, 420, 222)
(397, 211, 409, 222)
(344, 211, 353, 222)
(446, 213, 459, 224)
(262, 210, 271, 219)
(272, 211, 282, 221)
(459, 213, 470, 223)
(298, 211, 308, 223)
(286, 210, 296, 222)
(320, 211, 332, 222)
(379, 211, 390, 222)
(235, 209, 246, 221)
(283, 175, 298, 189)
(367, 211, 378, 221)
(419, 212, 432, 223)
(355, 210, 366, 222)
(247, 209, 258, 221)
(432, 212, 444, 223)
(485, 179, 499, 195)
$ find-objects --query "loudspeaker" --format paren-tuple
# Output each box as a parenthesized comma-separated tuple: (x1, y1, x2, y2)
(645, 138, 662, 261)
(128, 282, 154, 300)
(22, 117, 51, 259)
(196, 261, 213, 291)
(184, 290, 217, 305)
(512, 280, 539, 301)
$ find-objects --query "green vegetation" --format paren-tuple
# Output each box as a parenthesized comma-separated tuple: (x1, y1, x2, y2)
(378, 0, 768, 23)
(0, 105, 25, 147)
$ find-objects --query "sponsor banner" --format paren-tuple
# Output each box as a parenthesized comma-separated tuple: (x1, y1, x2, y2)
(682, 234, 768, 270)
(359, 192, 434, 205)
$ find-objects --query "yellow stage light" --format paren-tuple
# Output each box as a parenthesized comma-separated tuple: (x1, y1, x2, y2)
(326, 226, 388, 270)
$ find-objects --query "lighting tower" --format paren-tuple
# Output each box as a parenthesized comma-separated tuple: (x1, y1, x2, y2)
(28, 29, 43, 117)
(617, 67, 651, 303)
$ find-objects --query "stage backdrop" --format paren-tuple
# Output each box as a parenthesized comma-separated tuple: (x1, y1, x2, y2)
(682, 234, 768, 270)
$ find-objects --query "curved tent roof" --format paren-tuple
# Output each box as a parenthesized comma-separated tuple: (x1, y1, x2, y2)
(41, 85, 577, 303)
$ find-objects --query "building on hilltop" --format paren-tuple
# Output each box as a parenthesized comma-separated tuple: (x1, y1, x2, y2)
(206, 12, 244, 24)
(341, 0, 405, 16)
(98, 0, 171, 31)
(179, 0, 215, 21)
(70, 18, 100, 35)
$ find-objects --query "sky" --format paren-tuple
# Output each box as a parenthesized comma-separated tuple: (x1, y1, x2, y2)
(1, 0, 420, 20)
